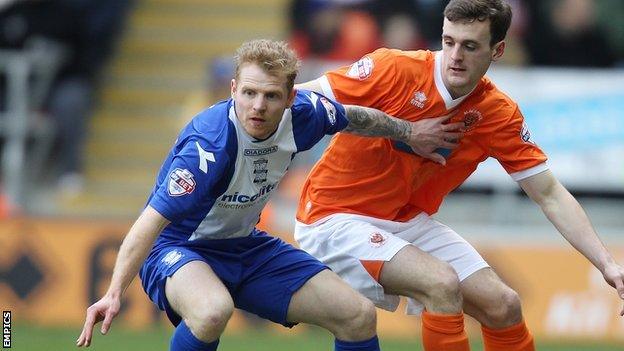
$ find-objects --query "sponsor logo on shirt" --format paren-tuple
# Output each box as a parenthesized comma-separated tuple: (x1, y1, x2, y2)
(220, 182, 277, 204)
(244, 146, 278, 156)
(410, 91, 427, 108)
(369, 232, 387, 247)
(161, 250, 184, 266)
(320, 97, 337, 125)
(346, 56, 374, 80)
(168, 168, 196, 196)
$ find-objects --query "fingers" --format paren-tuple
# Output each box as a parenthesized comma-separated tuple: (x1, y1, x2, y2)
(78, 310, 97, 347)
(101, 310, 115, 335)
(613, 277, 624, 300)
(421, 152, 446, 165)
(441, 121, 465, 132)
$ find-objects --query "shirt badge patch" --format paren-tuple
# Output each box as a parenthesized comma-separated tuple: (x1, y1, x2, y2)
(462, 109, 483, 131)
(369, 232, 387, 248)
(410, 91, 427, 108)
(168, 168, 196, 196)
(161, 250, 184, 266)
(520, 121, 533, 143)
(320, 97, 337, 125)
(346, 56, 374, 80)
(253, 158, 268, 183)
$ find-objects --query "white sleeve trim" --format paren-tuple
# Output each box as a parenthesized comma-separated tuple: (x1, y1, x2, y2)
(318, 75, 336, 101)
(510, 162, 549, 182)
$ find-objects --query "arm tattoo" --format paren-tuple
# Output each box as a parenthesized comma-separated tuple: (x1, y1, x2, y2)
(343, 105, 411, 142)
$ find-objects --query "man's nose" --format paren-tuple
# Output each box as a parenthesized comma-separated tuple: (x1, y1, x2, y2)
(253, 96, 267, 111)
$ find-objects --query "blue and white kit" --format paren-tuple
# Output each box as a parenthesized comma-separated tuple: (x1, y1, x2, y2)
(139, 90, 348, 326)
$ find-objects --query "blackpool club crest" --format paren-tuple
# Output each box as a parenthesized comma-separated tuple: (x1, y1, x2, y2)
(168, 168, 196, 196)
(369, 232, 387, 247)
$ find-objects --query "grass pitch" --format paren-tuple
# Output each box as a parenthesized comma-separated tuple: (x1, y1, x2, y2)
(12, 324, 623, 350)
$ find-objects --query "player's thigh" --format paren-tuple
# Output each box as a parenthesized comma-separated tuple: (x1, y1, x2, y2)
(379, 244, 457, 299)
(165, 260, 233, 320)
(286, 269, 373, 325)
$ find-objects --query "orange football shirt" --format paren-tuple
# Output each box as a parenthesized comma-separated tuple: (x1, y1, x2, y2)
(297, 48, 548, 224)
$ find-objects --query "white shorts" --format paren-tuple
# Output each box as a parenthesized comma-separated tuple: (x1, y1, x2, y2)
(294, 213, 489, 315)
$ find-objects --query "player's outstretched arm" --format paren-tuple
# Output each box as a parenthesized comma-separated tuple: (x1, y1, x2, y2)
(343, 105, 464, 165)
(76, 206, 170, 347)
(519, 170, 624, 315)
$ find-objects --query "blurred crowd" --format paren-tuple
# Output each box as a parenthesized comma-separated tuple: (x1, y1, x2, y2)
(0, 0, 132, 203)
(288, 0, 624, 67)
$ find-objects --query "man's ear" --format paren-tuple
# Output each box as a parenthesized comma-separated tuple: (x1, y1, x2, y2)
(492, 41, 506, 61)
(230, 79, 237, 99)
(287, 88, 296, 107)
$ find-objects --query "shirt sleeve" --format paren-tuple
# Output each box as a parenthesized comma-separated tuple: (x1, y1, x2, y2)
(291, 89, 348, 152)
(490, 107, 548, 178)
(323, 48, 398, 107)
(148, 137, 231, 222)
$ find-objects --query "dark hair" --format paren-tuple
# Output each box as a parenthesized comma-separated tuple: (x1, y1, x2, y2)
(444, 0, 512, 47)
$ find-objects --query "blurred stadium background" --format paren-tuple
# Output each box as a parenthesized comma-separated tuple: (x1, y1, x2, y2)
(1, 0, 623, 350)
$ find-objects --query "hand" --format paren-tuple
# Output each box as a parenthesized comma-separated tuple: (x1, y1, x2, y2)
(76, 293, 121, 347)
(601, 262, 624, 316)
(406, 113, 465, 165)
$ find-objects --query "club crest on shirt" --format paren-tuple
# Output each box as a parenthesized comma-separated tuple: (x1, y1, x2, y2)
(410, 91, 427, 108)
(346, 56, 374, 80)
(462, 109, 483, 131)
(253, 158, 268, 183)
(320, 97, 337, 125)
(168, 168, 196, 196)
(369, 232, 387, 247)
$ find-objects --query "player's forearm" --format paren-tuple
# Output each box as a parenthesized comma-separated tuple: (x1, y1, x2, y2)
(538, 185, 615, 271)
(343, 105, 411, 143)
(107, 206, 169, 297)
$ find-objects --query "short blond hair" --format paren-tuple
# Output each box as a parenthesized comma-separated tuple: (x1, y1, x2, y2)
(234, 39, 300, 93)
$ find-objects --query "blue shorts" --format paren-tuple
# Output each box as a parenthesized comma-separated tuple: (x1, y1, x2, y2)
(139, 230, 328, 327)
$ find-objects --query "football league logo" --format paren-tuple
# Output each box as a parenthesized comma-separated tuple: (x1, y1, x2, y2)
(520, 122, 533, 143)
(168, 168, 196, 196)
(346, 56, 374, 80)
(369, 232, 387, 248)
(320, 97, 337, 125)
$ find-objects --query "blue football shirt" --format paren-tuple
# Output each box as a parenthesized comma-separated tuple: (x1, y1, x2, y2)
(147, 90, 347, 246)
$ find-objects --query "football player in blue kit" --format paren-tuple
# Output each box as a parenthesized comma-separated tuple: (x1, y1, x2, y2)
(76, 39, 461, 351)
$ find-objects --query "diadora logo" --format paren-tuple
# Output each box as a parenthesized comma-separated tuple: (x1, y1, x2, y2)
(161, 250, 184, 266)
(220, 183, 277, 203)
(244, 146, 278, 156)
(410, 91, 427, 108)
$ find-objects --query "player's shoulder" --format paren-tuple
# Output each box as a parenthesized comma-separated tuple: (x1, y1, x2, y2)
(478, 76, 520, 118)
(367, 48, 432, 67)
(181, 99, 236, 151)
(291, 89, 336, 115)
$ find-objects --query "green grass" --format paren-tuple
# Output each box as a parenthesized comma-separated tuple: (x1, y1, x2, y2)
(11, 324, 624, 350)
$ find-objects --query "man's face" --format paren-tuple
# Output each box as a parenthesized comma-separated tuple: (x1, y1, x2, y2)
(441, 18, 504, 98)
(231, 63, 295, 139)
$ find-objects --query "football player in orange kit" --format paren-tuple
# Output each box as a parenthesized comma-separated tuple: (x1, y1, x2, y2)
(293, 1, 624, 350)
